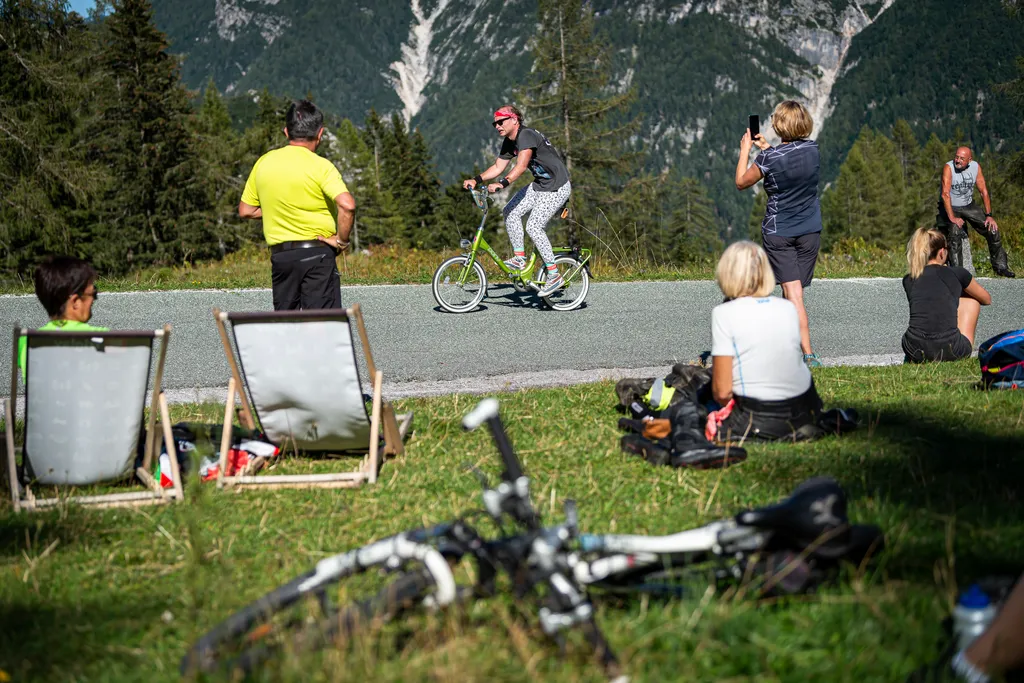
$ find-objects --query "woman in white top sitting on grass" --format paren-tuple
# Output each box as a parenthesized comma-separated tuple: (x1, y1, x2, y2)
(710, 240, 831, 441)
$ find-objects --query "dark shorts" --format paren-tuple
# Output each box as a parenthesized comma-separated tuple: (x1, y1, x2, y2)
(718, 381, 824, 442)
(901, 332, 972, 364)
(762, 231, 820, 289)
(270, 244, 342, 311)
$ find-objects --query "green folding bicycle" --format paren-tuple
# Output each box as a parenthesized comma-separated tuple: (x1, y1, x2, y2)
(431, 187, 591, 313)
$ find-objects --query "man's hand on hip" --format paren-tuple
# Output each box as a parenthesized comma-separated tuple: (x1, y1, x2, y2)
(317, 234, 350, 252)
(952, 216, 965, 229)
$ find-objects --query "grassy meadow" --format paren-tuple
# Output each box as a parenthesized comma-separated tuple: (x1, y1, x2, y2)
(1, 361, 1023, 681)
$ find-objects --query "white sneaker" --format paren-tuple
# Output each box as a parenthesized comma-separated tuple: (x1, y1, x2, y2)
(503, 255, 527, 272)
(538, 272, 565, 297)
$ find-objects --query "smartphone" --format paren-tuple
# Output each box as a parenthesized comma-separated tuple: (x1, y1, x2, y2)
(749, 114, 760, 139)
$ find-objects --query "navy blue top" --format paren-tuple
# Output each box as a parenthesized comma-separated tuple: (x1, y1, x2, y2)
(754, 140, 822, 238)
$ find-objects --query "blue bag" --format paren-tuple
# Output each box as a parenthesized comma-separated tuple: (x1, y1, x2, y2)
(978, 329, 1024, 389)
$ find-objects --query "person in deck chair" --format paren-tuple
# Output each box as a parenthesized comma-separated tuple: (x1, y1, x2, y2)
(17, 255, 107, 377)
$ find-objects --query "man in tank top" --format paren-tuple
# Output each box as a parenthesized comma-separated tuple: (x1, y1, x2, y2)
(935, 146, 1014, 277)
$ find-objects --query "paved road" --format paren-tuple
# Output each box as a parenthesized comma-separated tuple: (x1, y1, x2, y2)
(2, 278, 1022, 402)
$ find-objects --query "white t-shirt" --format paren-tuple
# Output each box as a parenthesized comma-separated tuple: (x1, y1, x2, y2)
(710, 296, 811, 401)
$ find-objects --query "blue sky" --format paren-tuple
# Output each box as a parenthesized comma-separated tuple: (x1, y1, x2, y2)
(68, 0, 96, 15)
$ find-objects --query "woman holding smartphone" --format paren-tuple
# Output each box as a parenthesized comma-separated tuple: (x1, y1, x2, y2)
(735, 100, 823, 367)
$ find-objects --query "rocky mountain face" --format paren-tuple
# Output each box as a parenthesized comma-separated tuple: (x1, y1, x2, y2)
(151, 0, 1024, 228)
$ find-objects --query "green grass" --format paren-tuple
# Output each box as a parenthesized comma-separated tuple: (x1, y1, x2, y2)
(2, 362, 1024, 681)
(2, 233, 1018, 294)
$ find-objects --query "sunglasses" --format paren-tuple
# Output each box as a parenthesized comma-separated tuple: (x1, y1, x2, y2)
(78, 286, 99, 300)
(493, 117, 512, 128)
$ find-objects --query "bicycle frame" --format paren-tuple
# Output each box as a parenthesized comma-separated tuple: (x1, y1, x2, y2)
(457, 188, 593, 290)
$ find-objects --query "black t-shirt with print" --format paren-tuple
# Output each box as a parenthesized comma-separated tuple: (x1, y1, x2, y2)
(498, 127, 570, 192)
(902, 264, 973, 340)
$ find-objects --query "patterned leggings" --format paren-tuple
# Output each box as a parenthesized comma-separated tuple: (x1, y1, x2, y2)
(502, 182, 571, 265)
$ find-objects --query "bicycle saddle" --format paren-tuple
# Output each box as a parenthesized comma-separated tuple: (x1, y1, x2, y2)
(735, 477, 851, 556)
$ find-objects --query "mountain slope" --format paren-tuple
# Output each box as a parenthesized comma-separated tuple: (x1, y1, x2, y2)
(151, 0, 1024, 229)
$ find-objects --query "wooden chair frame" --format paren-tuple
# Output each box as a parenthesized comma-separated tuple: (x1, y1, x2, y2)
(212, 305, 412, 491)
(4, 325, 183, 512)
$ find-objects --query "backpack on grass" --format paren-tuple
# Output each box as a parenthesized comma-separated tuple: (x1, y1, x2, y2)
(978, 328, 1024, 389)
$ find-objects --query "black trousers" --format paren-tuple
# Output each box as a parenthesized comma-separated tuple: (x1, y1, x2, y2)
(719, 382, 824, 442)
(270, 245, 342, 310)
(934, 200, 1010, 272)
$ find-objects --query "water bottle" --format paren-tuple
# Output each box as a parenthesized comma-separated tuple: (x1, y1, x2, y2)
(952, 584, 998, 651)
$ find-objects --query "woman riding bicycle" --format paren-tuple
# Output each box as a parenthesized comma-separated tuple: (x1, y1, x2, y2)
(463, 105, 571, 297)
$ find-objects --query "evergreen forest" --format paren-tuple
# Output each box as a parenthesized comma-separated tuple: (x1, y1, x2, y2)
(1, 0, 1023, 281)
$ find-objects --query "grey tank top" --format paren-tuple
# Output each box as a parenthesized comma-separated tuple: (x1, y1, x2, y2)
(946, 160, 979, 207)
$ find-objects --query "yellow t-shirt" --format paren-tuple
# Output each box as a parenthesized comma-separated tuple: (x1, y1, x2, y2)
(240, 145, 349, 245)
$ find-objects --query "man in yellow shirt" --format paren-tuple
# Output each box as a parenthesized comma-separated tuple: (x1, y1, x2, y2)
(239, 99, 356, 310)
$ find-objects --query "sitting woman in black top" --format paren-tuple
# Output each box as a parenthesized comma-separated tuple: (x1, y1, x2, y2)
(902, 227, 992, 363)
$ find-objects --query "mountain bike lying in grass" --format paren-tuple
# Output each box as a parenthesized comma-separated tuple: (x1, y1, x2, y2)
(180, 399, 883, 680)
(431, 187, 592, 313)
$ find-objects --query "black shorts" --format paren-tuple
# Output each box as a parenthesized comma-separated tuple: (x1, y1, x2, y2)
(901, 332, 972, 364)
(270, 245, 342, 311)
(762, 231, 821, 288)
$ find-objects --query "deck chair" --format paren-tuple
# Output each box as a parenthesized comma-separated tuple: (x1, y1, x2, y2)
(4, 325, 183, 512)
(212, 305, 413, 490)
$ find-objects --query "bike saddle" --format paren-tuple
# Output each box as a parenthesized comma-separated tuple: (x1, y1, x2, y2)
(735, 477, 851, 556)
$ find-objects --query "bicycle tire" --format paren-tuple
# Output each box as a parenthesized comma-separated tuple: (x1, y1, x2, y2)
(182, 569, 437, 676)
(181, 568, 320, 675)
(538, 256, 590, 311)
(432, 256, 488, 313)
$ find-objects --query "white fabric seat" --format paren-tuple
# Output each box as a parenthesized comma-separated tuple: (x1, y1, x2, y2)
(213, 306, 412, 490)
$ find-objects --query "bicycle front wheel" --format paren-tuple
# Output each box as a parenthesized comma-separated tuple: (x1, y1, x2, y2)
(432, 256, 488, 313)
(538, 256, 590, 311)
(182, 569, 437, 677)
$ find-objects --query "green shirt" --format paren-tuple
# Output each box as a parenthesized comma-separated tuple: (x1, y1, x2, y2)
(17, 320, 109, 378)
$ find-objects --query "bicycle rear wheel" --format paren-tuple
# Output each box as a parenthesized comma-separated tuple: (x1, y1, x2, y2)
(432, 256, 487, 313)
(538, 255, 589, 311)
(181, 569, 437, 677)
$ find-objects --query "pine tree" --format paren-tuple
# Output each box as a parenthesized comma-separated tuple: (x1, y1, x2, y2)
(0, 0, 106, 275)
(87, 0, 212, 271)
(348, 111, 404, 245)
(515, 0, 641, 245)
(238, 89, 289, 166)
(891, 120, 920, 186)
(601, 173, 663, 266)
(193, 79, 250, 254)
(378, 113, 440, 247)
(432, 173, 502, 249)
(821, 127, 906, 248)
(910, 133, 954, 228)
(665, 178, 722, 264)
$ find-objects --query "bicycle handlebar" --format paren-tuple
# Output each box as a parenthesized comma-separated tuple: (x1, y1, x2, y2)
(462, 398, 498, 430)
